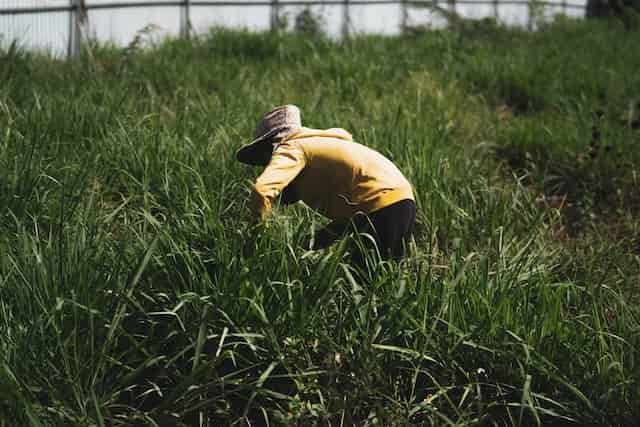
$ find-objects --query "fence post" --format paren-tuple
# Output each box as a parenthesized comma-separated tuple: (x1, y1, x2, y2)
(447, 0, 456, 28)
(561, 0, 567, 15)
(181, 0, 191, 38)
(493, 0, 499, 20)
(270, 0, 280, 31)
(401, 0, 408, 33)
(527, 0, 533, 30)
(342, 0, 350, 39)
(68, 0, 81, 59)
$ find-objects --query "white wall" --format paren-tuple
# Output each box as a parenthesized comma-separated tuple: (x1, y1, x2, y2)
(0, 0, 586, 57)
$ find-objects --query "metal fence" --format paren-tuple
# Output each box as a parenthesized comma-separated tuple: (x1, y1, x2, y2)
(0, 0, 586, 59)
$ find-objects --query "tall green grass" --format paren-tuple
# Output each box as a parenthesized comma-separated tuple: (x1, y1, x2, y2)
(1, 19, 639, 425)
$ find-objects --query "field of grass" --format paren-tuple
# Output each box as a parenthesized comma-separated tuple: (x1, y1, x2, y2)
(1, 17, 639, 426)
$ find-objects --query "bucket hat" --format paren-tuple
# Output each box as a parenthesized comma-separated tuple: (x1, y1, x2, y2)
(236, 105, 302, 166)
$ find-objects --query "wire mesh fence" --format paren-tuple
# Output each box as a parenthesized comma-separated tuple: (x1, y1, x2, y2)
(0, 1, 70, 55)
(0, 0, 586, 58)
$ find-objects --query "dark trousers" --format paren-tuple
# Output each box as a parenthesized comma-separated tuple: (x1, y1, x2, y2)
(315, 199, 417, 260)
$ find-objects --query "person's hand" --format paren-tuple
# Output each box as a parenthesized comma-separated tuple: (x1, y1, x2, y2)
(314, 220, 347, 250)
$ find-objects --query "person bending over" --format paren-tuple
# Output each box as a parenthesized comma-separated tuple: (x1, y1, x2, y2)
(237, 104, 416, 260)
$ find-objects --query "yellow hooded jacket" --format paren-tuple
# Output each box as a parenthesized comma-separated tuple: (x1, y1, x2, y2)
(250, 127, 414, 222)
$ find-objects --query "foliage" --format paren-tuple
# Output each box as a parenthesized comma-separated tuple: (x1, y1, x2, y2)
(586, 0, 640, 28)
(294, 8, 326, 36)
(0, 22, 639, 426)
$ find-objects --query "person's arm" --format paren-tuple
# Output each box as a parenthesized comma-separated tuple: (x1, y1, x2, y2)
(280, 184, 301, 205)
(250, 141, 306, 222)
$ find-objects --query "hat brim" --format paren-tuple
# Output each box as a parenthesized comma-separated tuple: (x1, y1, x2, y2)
(236, 139, 274, 166)
(235, 127, 280, 166)
(236, 126, 297, 166)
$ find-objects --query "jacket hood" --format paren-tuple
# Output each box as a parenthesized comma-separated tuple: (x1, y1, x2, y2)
(285, 127, 353, 142)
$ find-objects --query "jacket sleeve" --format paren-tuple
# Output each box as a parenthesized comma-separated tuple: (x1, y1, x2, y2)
(250, 141, 306, 221)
